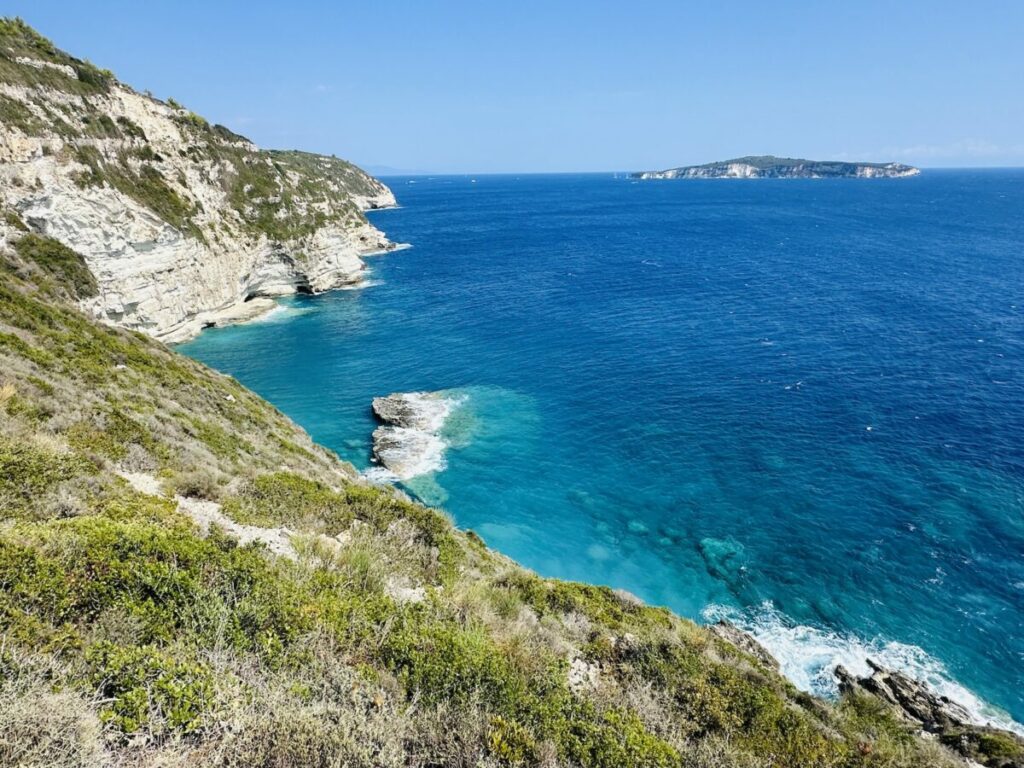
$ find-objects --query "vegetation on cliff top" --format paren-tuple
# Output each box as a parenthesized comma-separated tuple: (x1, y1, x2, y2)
(0, 211, 994, 767)
(0, 17, 113, 95)
(693, 156, 905, 171)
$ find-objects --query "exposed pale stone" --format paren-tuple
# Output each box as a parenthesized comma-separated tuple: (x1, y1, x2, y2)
(568, 657, 601, 694)
(0, 78, 398, 343)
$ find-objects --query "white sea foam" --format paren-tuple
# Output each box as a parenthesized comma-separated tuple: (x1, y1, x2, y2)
(250, 303, 290, 322)
(703, 602, 1023, 736)
(361, 466, 399, 485)
(246, 302, 309, 324)
(367, 391, 466, 481)
(373, 426, 449, 479)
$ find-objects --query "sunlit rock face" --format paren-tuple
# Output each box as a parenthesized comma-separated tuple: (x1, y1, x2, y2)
(0, 51, 397, 341)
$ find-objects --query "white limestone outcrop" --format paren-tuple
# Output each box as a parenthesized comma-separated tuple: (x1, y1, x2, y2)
(0, 67, 398, 342)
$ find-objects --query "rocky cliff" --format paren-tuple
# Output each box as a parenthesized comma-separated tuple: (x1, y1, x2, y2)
(837, 661, 1024, 768)
(0, 18, 397, 342)
(634, 155, 921, 179)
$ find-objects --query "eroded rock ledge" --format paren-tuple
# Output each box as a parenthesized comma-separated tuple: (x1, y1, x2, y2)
(837, 661, 1024, 768)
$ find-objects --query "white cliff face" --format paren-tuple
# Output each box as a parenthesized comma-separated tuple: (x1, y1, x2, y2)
(855, 163, 921, 178)
(0, 61, 398, 342)
(636, 158, 921, 180)
(638, 163, 760, 179)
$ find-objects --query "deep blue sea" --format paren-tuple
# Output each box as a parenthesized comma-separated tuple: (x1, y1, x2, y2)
(180, 171, 1024, 728)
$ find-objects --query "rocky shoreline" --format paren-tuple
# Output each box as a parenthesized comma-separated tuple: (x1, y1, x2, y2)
(710, 619, 1024, 767)
(836, 661, 1024, 767)
(368, 391, 463, 481)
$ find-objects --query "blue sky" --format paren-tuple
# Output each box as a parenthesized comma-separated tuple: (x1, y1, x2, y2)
(9, 1, 1024, 172)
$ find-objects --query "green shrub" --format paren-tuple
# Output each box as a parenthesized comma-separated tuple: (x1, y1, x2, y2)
(0, 332, 53, 368)
(85, 642, 212, 734)
(13, 233, 97, 299)
(222, 471, 354, 531)
(116, 115, 146, 140)
(169, 467, 221, 500)
(488, 715, 537, 764)
(66, 409, 155, 461)
(188, 417, 252, 459)
(560, 707, 679, 768)
(940, 727, 1024, 765)
(0, 438, 91, 516)
(383, 618, 528, 710)
(501, 571, 670, 633)
(3, 208, 28, 232)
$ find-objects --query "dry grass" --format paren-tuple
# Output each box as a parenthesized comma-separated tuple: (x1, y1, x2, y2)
(0, 651, 106, 768)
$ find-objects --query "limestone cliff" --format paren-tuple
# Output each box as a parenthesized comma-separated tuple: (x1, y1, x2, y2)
(0, 19, 397, 342)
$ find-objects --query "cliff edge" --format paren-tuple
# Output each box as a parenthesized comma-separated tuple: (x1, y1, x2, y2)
(0, 18, 396, 342)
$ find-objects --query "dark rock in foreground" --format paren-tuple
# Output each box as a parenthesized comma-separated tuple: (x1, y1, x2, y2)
(836, 660, 1024, 767)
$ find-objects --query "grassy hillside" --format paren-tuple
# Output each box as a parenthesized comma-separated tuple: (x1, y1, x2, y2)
(0, 210, 986, 767)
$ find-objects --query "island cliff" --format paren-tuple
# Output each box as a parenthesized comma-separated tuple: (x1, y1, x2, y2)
(1, 19, 1020, 768)
(634, 155, 920, 180)
(0, 18, 396, 342)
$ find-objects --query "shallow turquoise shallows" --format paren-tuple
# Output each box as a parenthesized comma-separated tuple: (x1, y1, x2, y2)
(179, 171, 1024, 728)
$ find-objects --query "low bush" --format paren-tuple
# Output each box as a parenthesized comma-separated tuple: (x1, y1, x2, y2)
(222, 471, 354, 531)
(12, 233, 98, 299)
(0, 437, 92, 516)
(86, 642, 213, 735)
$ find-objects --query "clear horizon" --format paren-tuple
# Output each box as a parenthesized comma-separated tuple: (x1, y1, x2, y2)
(368, 166, 1023, 177)
(8, 1, 1024, 173)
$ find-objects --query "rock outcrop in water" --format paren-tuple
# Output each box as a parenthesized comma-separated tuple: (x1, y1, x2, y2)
(370, 391, 459, 480)
(836, 660, 1024, 767)
(0, 19, 397, 342)
(633, 155, 920, 180)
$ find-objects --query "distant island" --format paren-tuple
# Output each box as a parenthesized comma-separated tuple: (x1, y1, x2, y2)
(633, 155, 920, 179)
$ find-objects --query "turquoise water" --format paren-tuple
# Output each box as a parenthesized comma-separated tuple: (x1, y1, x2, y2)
(180, 171, 1024, 727)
